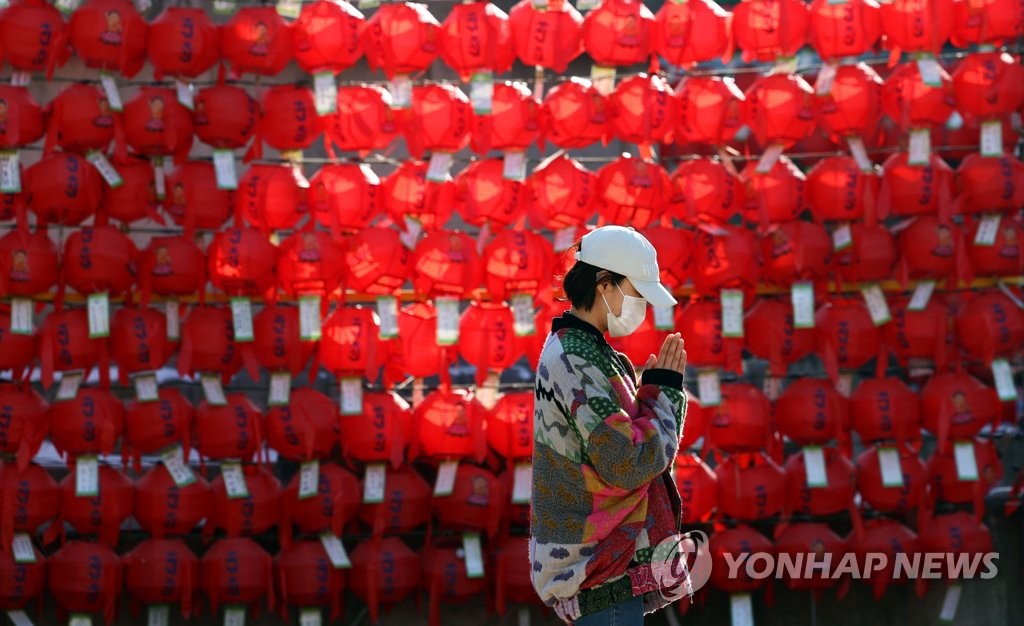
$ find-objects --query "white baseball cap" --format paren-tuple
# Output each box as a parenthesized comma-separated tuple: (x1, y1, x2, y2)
(574, 225, 677, 308)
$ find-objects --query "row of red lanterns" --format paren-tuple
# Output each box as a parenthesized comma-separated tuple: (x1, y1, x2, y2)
(2, 0, 1022, 80)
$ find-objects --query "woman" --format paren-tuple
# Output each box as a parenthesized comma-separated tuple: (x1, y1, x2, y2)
(530, 225, 689, 625)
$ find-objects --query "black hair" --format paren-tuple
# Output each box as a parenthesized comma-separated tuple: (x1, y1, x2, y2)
(559, 240, 626, 312)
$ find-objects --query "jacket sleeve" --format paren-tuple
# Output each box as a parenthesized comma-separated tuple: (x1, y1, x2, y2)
(561, 352, 688, 491)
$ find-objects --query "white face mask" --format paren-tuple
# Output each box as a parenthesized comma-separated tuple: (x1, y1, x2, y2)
(602, 283, 647, 337)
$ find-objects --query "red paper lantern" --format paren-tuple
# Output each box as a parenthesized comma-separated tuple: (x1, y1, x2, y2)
(124, 388, 194, 463)
(883, 295, 951, 369)
(282, 463, 360, 538)
(411, 230, 482, 297)
(0, 85, 44, 148)
(831, 222, 898, 285)
(808, 0, 882, 60)
(276, 231, 346, 298)
(775, 523, 848, 591)
(956, 154, 1024, 216)
(0, 315, 35, 381)
(343, 228, 411, 295)
(691, 225, 760, 295)
(123, 538, 199, 619)
(415, 389, 487, 462)
(266, 388, 337, 461)
(897, 216, 967, 287)
(275, 540, 346, 621)
(62, 225, 139, 297)
(251, 303, 315, 377)
(38, 308, 103, 389)
(955, 290, 1024, 366)
(0, 462, 58, 550)
(0, 545, 45, 611)
(527, 154, 598, 229)
(966, 216, 1023, 277)
(919, 512, 993, 580)
(320, 306, 385, 379)
(669, 158, 745, 225)
(109, 306, 172, 383)
(421, 540, 489, 626)
(743, 74, 816, 149)
(607, 74, 677, 146)
(200, 538, 274, 616)
(382, 160, 457, 231)
(856, 443, 927, 512)
(951, 52, 1024, 121)
(292, 0, 364, 74)
(581, 0, 654, 67)
(44, 83, 115, 156)
(0, 0, 68, 73)
(493, 536, 540, 613)
(482, 230, 554, 302)
(921, 372, 999, 451)
(340, 391, 412, 468)
(815, 63, 884, 141)
(431, 463, 505, 538)
(953, 0, 1024, 46)
(853, 518, 921, 599)
(716, 452, 786, 520)
(210, 465, 281, 537)
(709, 526, 773, 593)
(927, 438, 1003, 505)
(540, 78, 608, 150)
(207, 227, 277, 297)
(236, 164, 307, 233)
(164, 161, 232, 232)
(674, 77, 745, 147)
(784, 446, 856, 515)
(652, 0, 732, 67)
(596, 154, 671, 229)
(307, 163, 379, 233)
(487, 391, 533, 460)
(0, 383, 47, 467)
(881, 61, 955, 131)
(456, 158, 527, 229)
(438, 1, 514, 80)
(733, 0, 810, 63)
(69, 0, 146, 77)
(122, 87, 193, 160)
(815, 297, 882, 380)
(457, 302, 518, 383)
(258, 85, 322, 153)
(508, 0, 583, 73)
(48, 541, 122, 625)
(362, 2, 440, 78)
(805, 156, 880, 224)
(146, 7, 220, 79)
(759, 221, 832, 287)
(222, 6, 293, 76)
(402, 84, 471, 159)
(193, 393, 263, 462)
(101, 157, 159, 224)
(881, 0, 955, 55)
(472, 81, 541, 154)
(349, 537, 420, 623)
(193, 84, 258, 150)
(850, 377, 921, 445)
(357, 465, 432, 535)
(394, 301, 456, 379)
(676, 299, 743, 373)
(745, 298, 817, 377)
(25, 152, 104, 226)
(134, 464, 212, 538)
(176, 306, 242, 382)
(743, 155, 808, 225)
(706, 383, 773, 453)
(47, 388, 124, 461)
(326, 85, 398, 154)
(58, 465, 133, 546)
(0, 227, 58, 297)
(775, 378, 849, 446)
(138, 235, 205, 300)
(673, 452, 717, 523)
(639, 226, 692, 290)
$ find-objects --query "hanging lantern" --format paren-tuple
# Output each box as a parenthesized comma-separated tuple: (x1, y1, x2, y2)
(472, 81, 541, 155)
(856, 443, 927, 512)
(44, 83, 116, 156)
(275, 540, 347, 622)
(953, 0, 1024, 46)
(0, 0, 68, 74)
(176, 307, 243, 383)
(674, 76, 745, 147)
(456, 158, 527, 229)
(0, 187, 24, 226)
(581, 0, 654, 67)
(25, 152, 104, 226)
(340, 391, 412, 468)
(705, 384, 773, 453)
(596, 154, 672, 229)
(62, 225, 139, 297)
(362, 2, 440, 79)
(147, 6, 220, 79)
(207, 227, 277, 297)
(0, 462, 59, 551)
(101, 157, 159, 225)
(493, 536, 541, 614)
(830, 222, 898, 285)
(193, 84, 258, 150)
(742, 155, 809, 225)
(805, 156, 880, 224)
(927, 438, 1003, 505)
(652, 0, 732, 67)
(956, 154, 1024, 216)
(414, 389, 487, 462)
(919, 512, 993, 580)
(133, 464, 212, 538)
(394, 301, 456, 379)
(540, 78, 608, 150)
(880, 0, 956, 56)
(210, 466, 281, 537)
(326, 85, 398, 154)
(275, 231, 346, 297)
(164, 161, 233, 231)
(921, 372, 999, 452)
(691, 225, 760, 296)
(669, 158, 745, 225)
(47, 388, 124, 461)
(109, 306, 172, 383)
(883, 295, 951, 370)
(775, 523, 848, 591)
(38, 309, 103, 389)
(745, 298, 817, 378)
(266, 388, 338, 461)
(784, 446, 856, 516)
(307, 163, 379, 233)
(138, 235, 205, 300)
(200, 538, 274, 616)
(897, 216, 967, 287)
(457, 302, 518, 384)
(951, 51, 1024, 122)
(402, 84, 471, 160)
(343, 227, 411, 295)
(775, 378, 849, 446)
(431, 463, 505, 538)
(850, 377, 921, 445)
(508, 0, 583, 73)
(124, 388, 194, 464)
(320, 306, 385, 381)
(0, 545, 45, 612)
(0, 383, 47, 468)
(674, 452, 717, 523)
(607, 74, 677, 146)
(411, 230, 482, 297)
(677, 299, 743, 374)
(715, 452, 786, 520)
(527, 154, 597, 230)
(283, 463, 360, 539)
(966, 215, 1023, 278)
(854, 518, 921, 599)
(0, 227, 58, 297)
(439, 1, 514, 80)
(808, 0, 882, 60)
(743, 74, 816, 150)
(382, 160, 457, 231)
(420, 540, 489, 626)
(123, 538, 199, 620)
(640, 226, 692, 289)
(58, 465, 133, 547)
(733, 0, 810, 63)
(69, 0, 147, 77)
(881, 61, 955, 131)
(236, 164, 308, 233)
(48, 541, 122, 625)
(709, 526, 774, 593)
(815, 63, 885, 142)
(0, 85, 44, 148)
(349, 537, 420, 624)
(193, 393, 263, 462)
(356, 466, 432, 534)
(253, 301, 315, 378)
(815, 297, 882, 380)
(259, 85, 322, 155)
(487, 391, 533, 460)
(293, 0, 364, 74)
(759, 221, 832, 288)
(122, 87, 193, 160)
(222, 6, 293, 76)
(0, 316, 35, 382)
(482, 230, 554, 302)
(955, 290, 1024, 366)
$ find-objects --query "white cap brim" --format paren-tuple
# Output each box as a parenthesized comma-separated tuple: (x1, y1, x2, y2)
(631, 277, 677, 308)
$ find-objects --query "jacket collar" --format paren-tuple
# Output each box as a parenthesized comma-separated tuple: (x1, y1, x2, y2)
(551, 311, 607, 344)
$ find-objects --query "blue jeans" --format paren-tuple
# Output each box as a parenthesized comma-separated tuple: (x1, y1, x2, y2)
(574, 594, 644, 626)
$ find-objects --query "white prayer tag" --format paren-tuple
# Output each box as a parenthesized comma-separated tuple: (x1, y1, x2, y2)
(426, 152, 453, 183)
(434, 459, 459, 497)
(511, 294, 536, 337)
(463, 531, 485, 578)
(10, 298, 33, 335)
(697, 370, 722, 407)
(339, 378, 363, 416)
(357, 0, 380, 8)
(268, 372, 291, 407)
(791, 282, 815, 329)
(832, 222, 853, 251)
(376, 296, 399, 339)
(86, 151, 123, 188)
(55, 0, 80, 12)
(201, 375, 227, 406)
(133, 373, 159, 403)
(6, 610, 34, 626)
(161, 445, 196, 487)
(554, 226, 577, 252)
(815, 62, 838, 96)
(75, 456, 99, 497)
(320, 532, 351, 569)
(908, 280, 936, 311)
(980, 120, 1003, 157)
(222, 463, 249, 499)
(720, 289, 744, 338)
(299, 608, 322, 626)
(591, 66, 616, 96)
(0, 151, 20, 193)
(755, 144, 784, 174)
(314, 72, 338, 115)
(10, 72, 31, 87)
(399, 216, 423, 250)
(908, 129, 931, 166)
(836, 373, 854, 397)
(532, 0, 548, 8)
(147, 605, 169, 626)
(175, 80, 194, 110)
(954, 441, 979, 481)
(576, 0, 599, 10)
(213, 0, 236, 15)
(939, 584, 962, 623)
(153, 157, 166, 200)
(87, 292, 110, 338)
(363, 463, 387, 504)
(512, 461, 532, 505)
(916, 56, 943, 87)
(518, 606, 531, 626)
(299, 296, 322, 341)
(503, 152, 527, 181)
(847, 136, 874, 173)
(730, 593, 754, 626)
(974, 214, 1001, 247)
(860, 284, 891, 326)
(762, 376, 782, 401)
(389, 75, 412, 109)
(878, 447, 905, 488)
(12, 533, 35, 563)
(213, 150, 238, 190)
(436, 297, 461, 346)
(99, 74, 123, 112)
(223, 606, 246, 626)
(56, 371, 83, 400)
(69, 615, 92, 626)
(277, 0, 301, 19)
(471, 72, 494, 114)
(653, 305, 675, 331)
(165, 301, 180, 341)
(299, 460, 320, 500)
(803, 446, 829, 488)
(991, 359, 1018, 401)
(230, 298, 254, 342)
